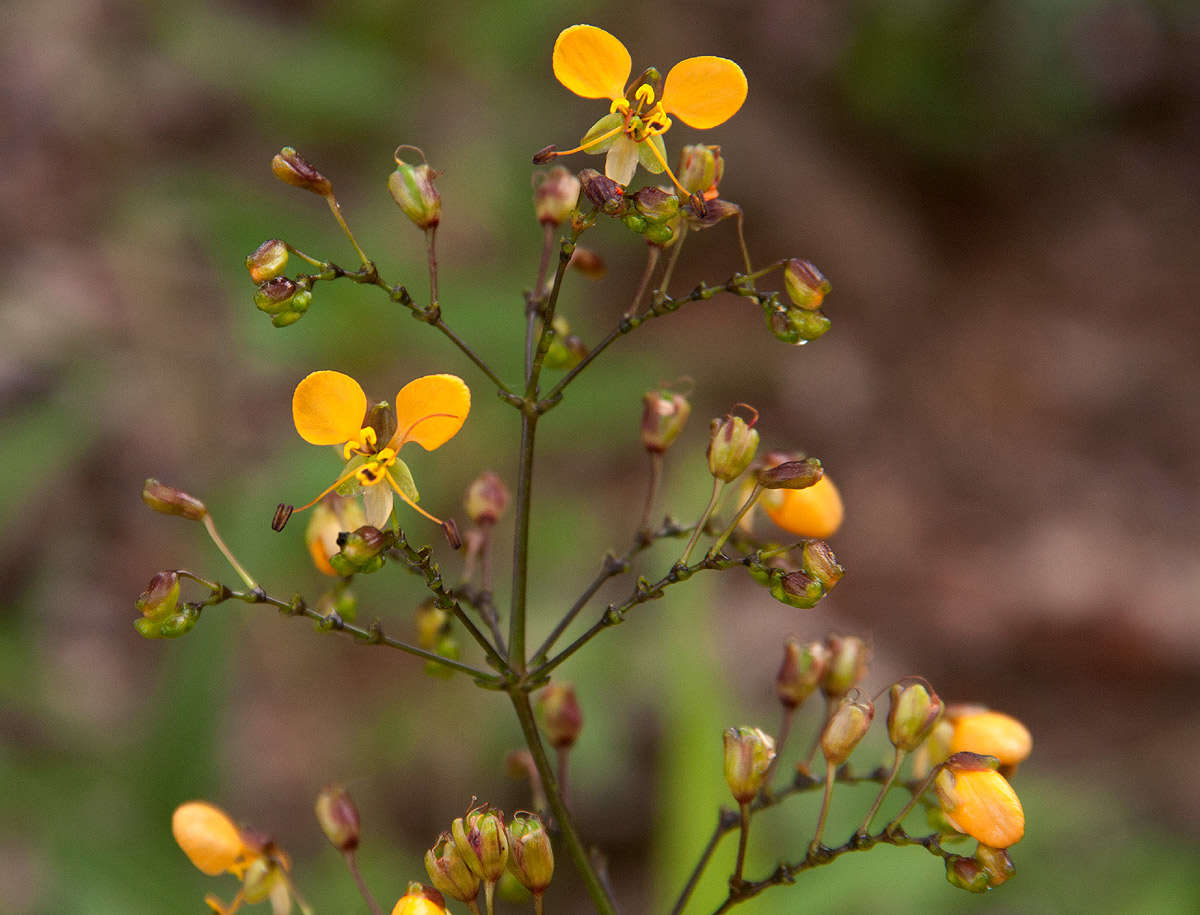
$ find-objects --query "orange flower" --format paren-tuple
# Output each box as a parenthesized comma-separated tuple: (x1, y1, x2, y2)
(547, 25, 747, 191)
(761, 475, 844, 539)
(934, 753, 1025, 848)
(290, 371, 470, 529)
(947, 706, 1033, 772)
(392, 883, 448, 915)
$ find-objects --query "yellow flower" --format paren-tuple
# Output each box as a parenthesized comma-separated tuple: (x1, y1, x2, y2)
(290, 370, 470, 529)
(761, 475, 844, 539)
(947, 706, 1033, 773)
(392, 884, 448, 915)
(548, 24, 747, 191)
(934, 753, 1026, 848)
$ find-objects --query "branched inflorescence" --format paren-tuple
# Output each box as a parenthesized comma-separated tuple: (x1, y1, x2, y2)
(137, 23, 1031, 915)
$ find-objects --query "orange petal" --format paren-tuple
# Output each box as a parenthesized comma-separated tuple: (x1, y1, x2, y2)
(173, 802, 247, 876)
(391, 374, 471, 452)
(293, 371, 367, 446)
(937, 769, 1026, 848)
(763, 476, 844, 539)
(662, 56, 747, 129)
(553, 25, 631, 100)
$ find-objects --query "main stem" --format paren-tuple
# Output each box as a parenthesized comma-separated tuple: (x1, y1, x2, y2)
(509, 690, 616, 914)
(508, 410, 537, 669)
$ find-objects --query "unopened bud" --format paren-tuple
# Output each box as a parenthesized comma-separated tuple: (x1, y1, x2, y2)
(687, 198, 741, 230)
(887, 679, 944, 752)
(757, 457, 823, 490)
(770, 570, 824, 609)
(415, 600, 450, 651)
(578, 168, 625, 213)
(820, 694, 874, 765)
(945, 855, 990, 893)
(272, 146, 332, 196)
(245, 239, 289, 283)
(392, 883, 448, 915)
(974, 844, 1016, 886)
(136, 571, 181, 622)
(789, 308, 832, 341)
(425, 832, 480, 903)
(677, 144, 724, 198)
(315, 785, 360, 852)
(364, 401, 398, 452)
(142, 478, 207, 520)
(722, 726, 776, 804)
(643, 218, 679, 247)
(135, 604, 199, 639)
(784, 259, 831, 310)
(537, 683, 583, 749)
(542, 315, 584, 370)
(533, 166, 581, 226)
(254, 277, 311, 317)
(330, 525, 388, 575)
(567, 246, 605, 278)
(822, 634, 869, 697)
(631, 187, 680, 223)
(776, 638, 830, 709)
(388, 148, 441, 229)
(935, 753, 1025, 848)
(762, 474, 844, 539)
(641, 389, 691, 453)
(505, 813, 554, 895)
(801, 540, 844, 589)
(451, 806, 509, 883)
(946, 707, 1033, 773)
(707, 410, 759, 482)
(465, 471, 510, 526)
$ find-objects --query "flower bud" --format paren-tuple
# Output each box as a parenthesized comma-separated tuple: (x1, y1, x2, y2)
(769, 570, 824, 609)
(821, 694, 874, 765)
(388, 149, 441, 229)
(641, 389, 691, 453)
(776, 638, 830, 709)
(136, 605, 199, 639)
(392, 883, 448, 915)
(946, 707, 1032, 773)
(578, 168, 625, 213)
(945, 855, 990, 893)
(415, 601, 450, 651)
(677, 144, 723, 198)
(425, 832, 480, 903)
(762, 475, 844, 539)
(974, 844, 1016, 886)
(464, 471, 510, 526)
(686, 198, 741, 230)
(542, 315, 584, 370)
(451, 807, 509, 883)
(244, 239, 289, 283)
(567, 246, 605, 278)
(757, 457, 823, 490)
(934, 753, 1025, 848)
(272, 146, 332, 196)
(537, 683, 583, 749)
(364, 400, 398, 453)
(822, 635, 869, 698)
(172, 801, 248, 877)
(136, 571, 181, 622)
(505, 813, 554, 895)
(305, 496, 367, 577)
(723, 726, 776, 804)
(314, 785, 360, 852)
(533, 166, 580, 226)
(631, 187, 680, 223)
(142, 478, 207, 520)
(329, 525, 388, 575)
(707, 411, 759, 482)
(789, 308, 832, 341)
(254, 277, 311, 317)
(887, 679, 944, 752)
(801, 540, 844, 589)
(784, 259, 831, 310)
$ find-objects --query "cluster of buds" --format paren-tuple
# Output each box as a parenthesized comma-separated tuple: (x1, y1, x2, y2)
(748, 538, 844, 610)
(765, 259, 833, 344)
(134, 570, 197, 639)
(426, 804, 554, 912)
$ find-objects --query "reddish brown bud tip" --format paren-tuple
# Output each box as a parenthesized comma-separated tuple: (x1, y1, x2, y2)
(537, 683, 583, 749)
(757, 458, 823, 490)
(315, 785, 360, 852)
(142, 479, 207, 521)
(532, 145, 558, 164)
(442, 519, 462, 550)
(578, 169, 624, 212)
(464, 471, 511, 526)
(272, 146, 332, 196)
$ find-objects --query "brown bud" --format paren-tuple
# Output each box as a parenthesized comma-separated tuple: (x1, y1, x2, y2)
(532, 145, 557, 164)
(464, 471, 510, 526)
(578, 169, 625, 212)
(641, 389, 691, 453)
(757, 458, 823, 490)
(630, 187, 680, 223)
(245, 239, 289, 283)
(820, 693, 875, 765)
(723, 726, 776, 804)
(533, 166, 581, 226)
(822, 634, 869, 698)
(314, 785, 360, 852)
(707, 409, 760, 482)
(687, 198, 742, 230)
(537, 683, 583, 749)
(142, 479, 207, 521)
(776, 638, 830, 709)
(801, 540, 844, 589)
(136, 571, 181, 622)
(271, 146, 332, 196)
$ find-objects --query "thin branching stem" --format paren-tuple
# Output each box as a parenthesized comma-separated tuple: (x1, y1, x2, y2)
(732, 803, 751, 887)
(680, 479, 726, 565)
(858, 747, 905, 836)
(626, 245, 660, 318)
(344, 850, 384, 915)
(425, 226, 439, 305)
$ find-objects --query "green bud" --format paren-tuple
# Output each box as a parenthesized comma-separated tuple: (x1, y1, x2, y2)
(136, 605, 198, 639)
(946, 855, 991, 893)
(822, 634, 869, 698)
(337, 525, 388, 566)
(622, 213, 648, 235)
(136, 571, 181, 622)
(425, 632, 459, 679)
(452, 806, 509, 883)
(643, 220, 677, 246)
(245, 239, 289, 283)
(425, 831, 481, 903)
(254, 277, 301, 316)
(974, 844, 1016, 886)
(388, 148, 441, 229)
(641, 389, 691, 453)
(820, 694, 874, 765)
(789, 308, 832, 341)
(723, 726, 776, 804)
(142, 478, 206, 521)
(776, 638, 830, 710)
(533, 166, 581, 226)
(765, 305, 801, 344)
(801, 540, 844, 589)
(784, 259, 831, 310)
(757, 458, 823, 490)
(272, 146, 332, 196)
(542, 315, 584, 370)
(314, 785, 360, 852)
(677, 144, 723, 197)
(506, 813, 554, 895)
(707, 411, 760, 482)
(769, 570, 824, 609)
(538, 683, 583, 749)
(631, 187, 680, 223)
(887, 679, 944, 752)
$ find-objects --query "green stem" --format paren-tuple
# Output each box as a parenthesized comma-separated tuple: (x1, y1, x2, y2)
(425, 226, 439, 306)
(508, 410, 537, 671)
(857, 747, 905, 836)
(732, 802, 751, 887)
(679, 479, 725, 565)
(509, 690, 616, 915)
(344, 850, 384, 915)
(707, 483, 762, 559)
(201, 514, 256, 590)
(323, 193, 371, 266)
(625, 245, 660, 318)
(656, 224, 688, 302)
(810, 759, 836, 853)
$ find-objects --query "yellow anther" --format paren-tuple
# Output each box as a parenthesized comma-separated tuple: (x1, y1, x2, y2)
(609, 98, 631, 116)
(634, 83, 656, 106)
(360, 427, 377, 450)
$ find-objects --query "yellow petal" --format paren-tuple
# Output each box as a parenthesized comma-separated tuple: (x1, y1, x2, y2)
(662, 56, 747, 129)
(391, 374, 471, 452)
(764, 476, 844, 538)
(949, 711, 1033, 768)
(937, 769, 1025, 848)
(293, 371, 368, 446)
(173, 802, 247, 876)
(553, 24, 631, 100)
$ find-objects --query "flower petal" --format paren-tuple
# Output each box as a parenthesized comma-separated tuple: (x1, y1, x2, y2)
(172, 802, 246, 877)
(293, 371, 368, 446)
(553, 25, 631, 100)
(764, 476, 844, 538)
(662, 56, 747, 129)
(604, 135, 641, 186)
(362, 480, 394, 529)
(391, 374, 471, 451)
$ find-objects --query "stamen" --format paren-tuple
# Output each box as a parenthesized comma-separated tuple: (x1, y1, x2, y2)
(386, 471, 446, 525)
(609, 98, 631, 116)
(547, 125, 625, 158)
(634, 84, 655, 106)
(290, 462, 372, 515)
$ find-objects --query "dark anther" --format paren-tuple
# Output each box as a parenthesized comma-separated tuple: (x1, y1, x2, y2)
(532, 144, 557, 164)
(272, 503, 294, 531)
(442, 518, 462, 550)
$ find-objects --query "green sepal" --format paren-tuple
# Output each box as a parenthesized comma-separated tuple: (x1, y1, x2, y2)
(582, 113, 623, 154)
(638, 133, 668, 174)
(390, 457, 420, 504)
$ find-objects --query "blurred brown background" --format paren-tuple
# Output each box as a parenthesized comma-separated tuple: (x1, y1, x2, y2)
(3, 0, 1199, 912)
